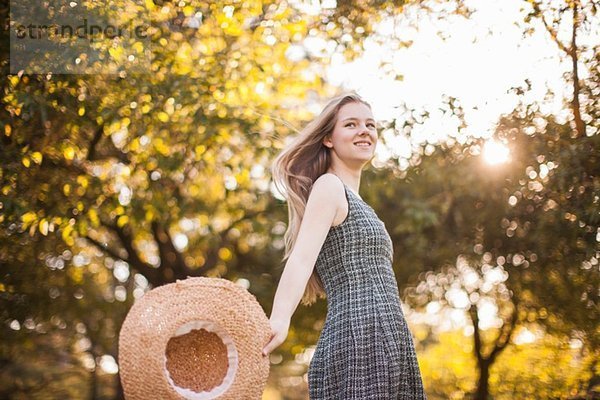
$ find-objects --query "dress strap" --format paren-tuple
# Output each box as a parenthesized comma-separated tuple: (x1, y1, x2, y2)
(326, 172, 364, 201)
(327, 172, 346, 190)
(325, 173, 352, 229)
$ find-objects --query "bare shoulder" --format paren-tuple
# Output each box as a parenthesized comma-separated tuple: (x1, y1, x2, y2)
(311, 173, 344, 199)
(310, 173, 347, 227)
(281, 173, 347, 279)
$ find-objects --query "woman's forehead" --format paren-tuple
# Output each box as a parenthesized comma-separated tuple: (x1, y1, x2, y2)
(337, 102, 374, 120)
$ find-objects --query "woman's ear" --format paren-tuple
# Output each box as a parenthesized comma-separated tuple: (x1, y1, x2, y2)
(322, 136, 333, 149)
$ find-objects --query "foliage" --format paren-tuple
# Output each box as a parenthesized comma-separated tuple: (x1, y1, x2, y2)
(1, 0, 598, 398)
(417, 327, 594, 400)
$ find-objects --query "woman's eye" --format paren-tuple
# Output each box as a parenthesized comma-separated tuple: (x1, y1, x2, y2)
(345, 122, 376, 127)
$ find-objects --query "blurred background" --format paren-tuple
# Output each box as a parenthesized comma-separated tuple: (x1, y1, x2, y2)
(1, 0, 599, 398)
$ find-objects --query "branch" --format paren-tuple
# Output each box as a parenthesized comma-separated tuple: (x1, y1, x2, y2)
(469, 304, 485, 365)
(85, 123, 131, 165)
(84, 234, 128, 262)
(570, 0, 585, 138)
(87, 124, 103, 162)
(531, 0, 572, 56)
(150, 220, 189, 281)
(488, 299, 519, 363)
(100, 219, 161, 284)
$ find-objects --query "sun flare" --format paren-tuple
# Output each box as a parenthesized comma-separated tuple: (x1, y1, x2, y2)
(482, 140, 510, 165)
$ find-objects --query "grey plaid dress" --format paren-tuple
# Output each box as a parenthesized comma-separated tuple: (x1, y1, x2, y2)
(307, 178, 427, 399)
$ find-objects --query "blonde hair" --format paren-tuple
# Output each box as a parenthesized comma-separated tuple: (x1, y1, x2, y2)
(270, 92, 372, 306)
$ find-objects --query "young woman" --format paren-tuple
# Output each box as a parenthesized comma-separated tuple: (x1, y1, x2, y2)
(262, 92, 427, 399)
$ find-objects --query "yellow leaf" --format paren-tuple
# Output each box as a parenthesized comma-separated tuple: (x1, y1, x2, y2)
(21, 211, 37, 225)
(31, 152, 43, 164)
(154, 137, 170, 155)
(69, 267, 83, 284)
(145, 209, 154, 221)
(79, 220, 88, 236)
(286, 21, 307, 36)
(77, 175, 88, 189)
(129, 138, 140, 152)
(133, 41, 144, 54)
(64, 146, 75, 160)
(4, 124, 11, 137)
(88, 208, 99, 227)
(144, 0, 156, 11)
(63, 184, 71, 196)
(64, 236, 74, 246)
(117, 215, 129, 228)
(195, 145, 206, 159)
(218, 247, 232, 261)
(176, 42, 192, 60)
(22, 157, 30, 167)
(78, 106, 85, 116)
(157, 111, 169, 122)
(174, 63, 192, 75)
(236, 169, 250, 185)
(109, 46, 124, 60)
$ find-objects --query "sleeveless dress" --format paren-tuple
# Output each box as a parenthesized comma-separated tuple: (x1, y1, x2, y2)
(307, 176, 427, 399)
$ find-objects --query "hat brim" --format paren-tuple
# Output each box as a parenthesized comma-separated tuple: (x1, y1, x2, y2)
(119, 277, 271, 400)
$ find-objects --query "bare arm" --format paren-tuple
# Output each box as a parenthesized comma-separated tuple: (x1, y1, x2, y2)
(262, 174, 344, 356)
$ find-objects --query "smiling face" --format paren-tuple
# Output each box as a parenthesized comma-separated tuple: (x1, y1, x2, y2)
(323, 101, 378, 168)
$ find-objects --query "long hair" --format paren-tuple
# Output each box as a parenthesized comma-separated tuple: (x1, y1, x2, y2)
(270, 92, 373, 306)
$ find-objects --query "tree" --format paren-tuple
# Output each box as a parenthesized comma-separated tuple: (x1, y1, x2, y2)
(2, 0, 425, 397)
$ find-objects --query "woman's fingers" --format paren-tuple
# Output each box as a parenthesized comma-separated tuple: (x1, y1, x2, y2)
(263, 331, 275, 356)
(263, 339, 274, 357)
(262, 319, 289, 357)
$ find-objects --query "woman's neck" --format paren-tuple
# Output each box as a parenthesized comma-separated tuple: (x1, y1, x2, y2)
(325, 169, 362, 198)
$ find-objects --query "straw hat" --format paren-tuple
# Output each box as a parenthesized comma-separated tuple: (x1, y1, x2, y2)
(118, 277, 271, 400)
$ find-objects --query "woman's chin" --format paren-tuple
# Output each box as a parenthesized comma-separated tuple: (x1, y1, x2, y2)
(356, 150, 375, 159)
(349, 154, 375, 165)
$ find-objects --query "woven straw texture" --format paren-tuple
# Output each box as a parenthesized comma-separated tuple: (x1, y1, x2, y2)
(119, 277, 271, 400)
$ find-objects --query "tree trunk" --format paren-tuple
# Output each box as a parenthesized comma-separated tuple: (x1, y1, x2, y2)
(89, 367, 97, 400)
(474, 359, 491, 400)
(570, 0, 585, 138)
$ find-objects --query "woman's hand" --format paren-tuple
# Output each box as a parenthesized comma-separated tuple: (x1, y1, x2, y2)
(262, 317, 290, 357)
